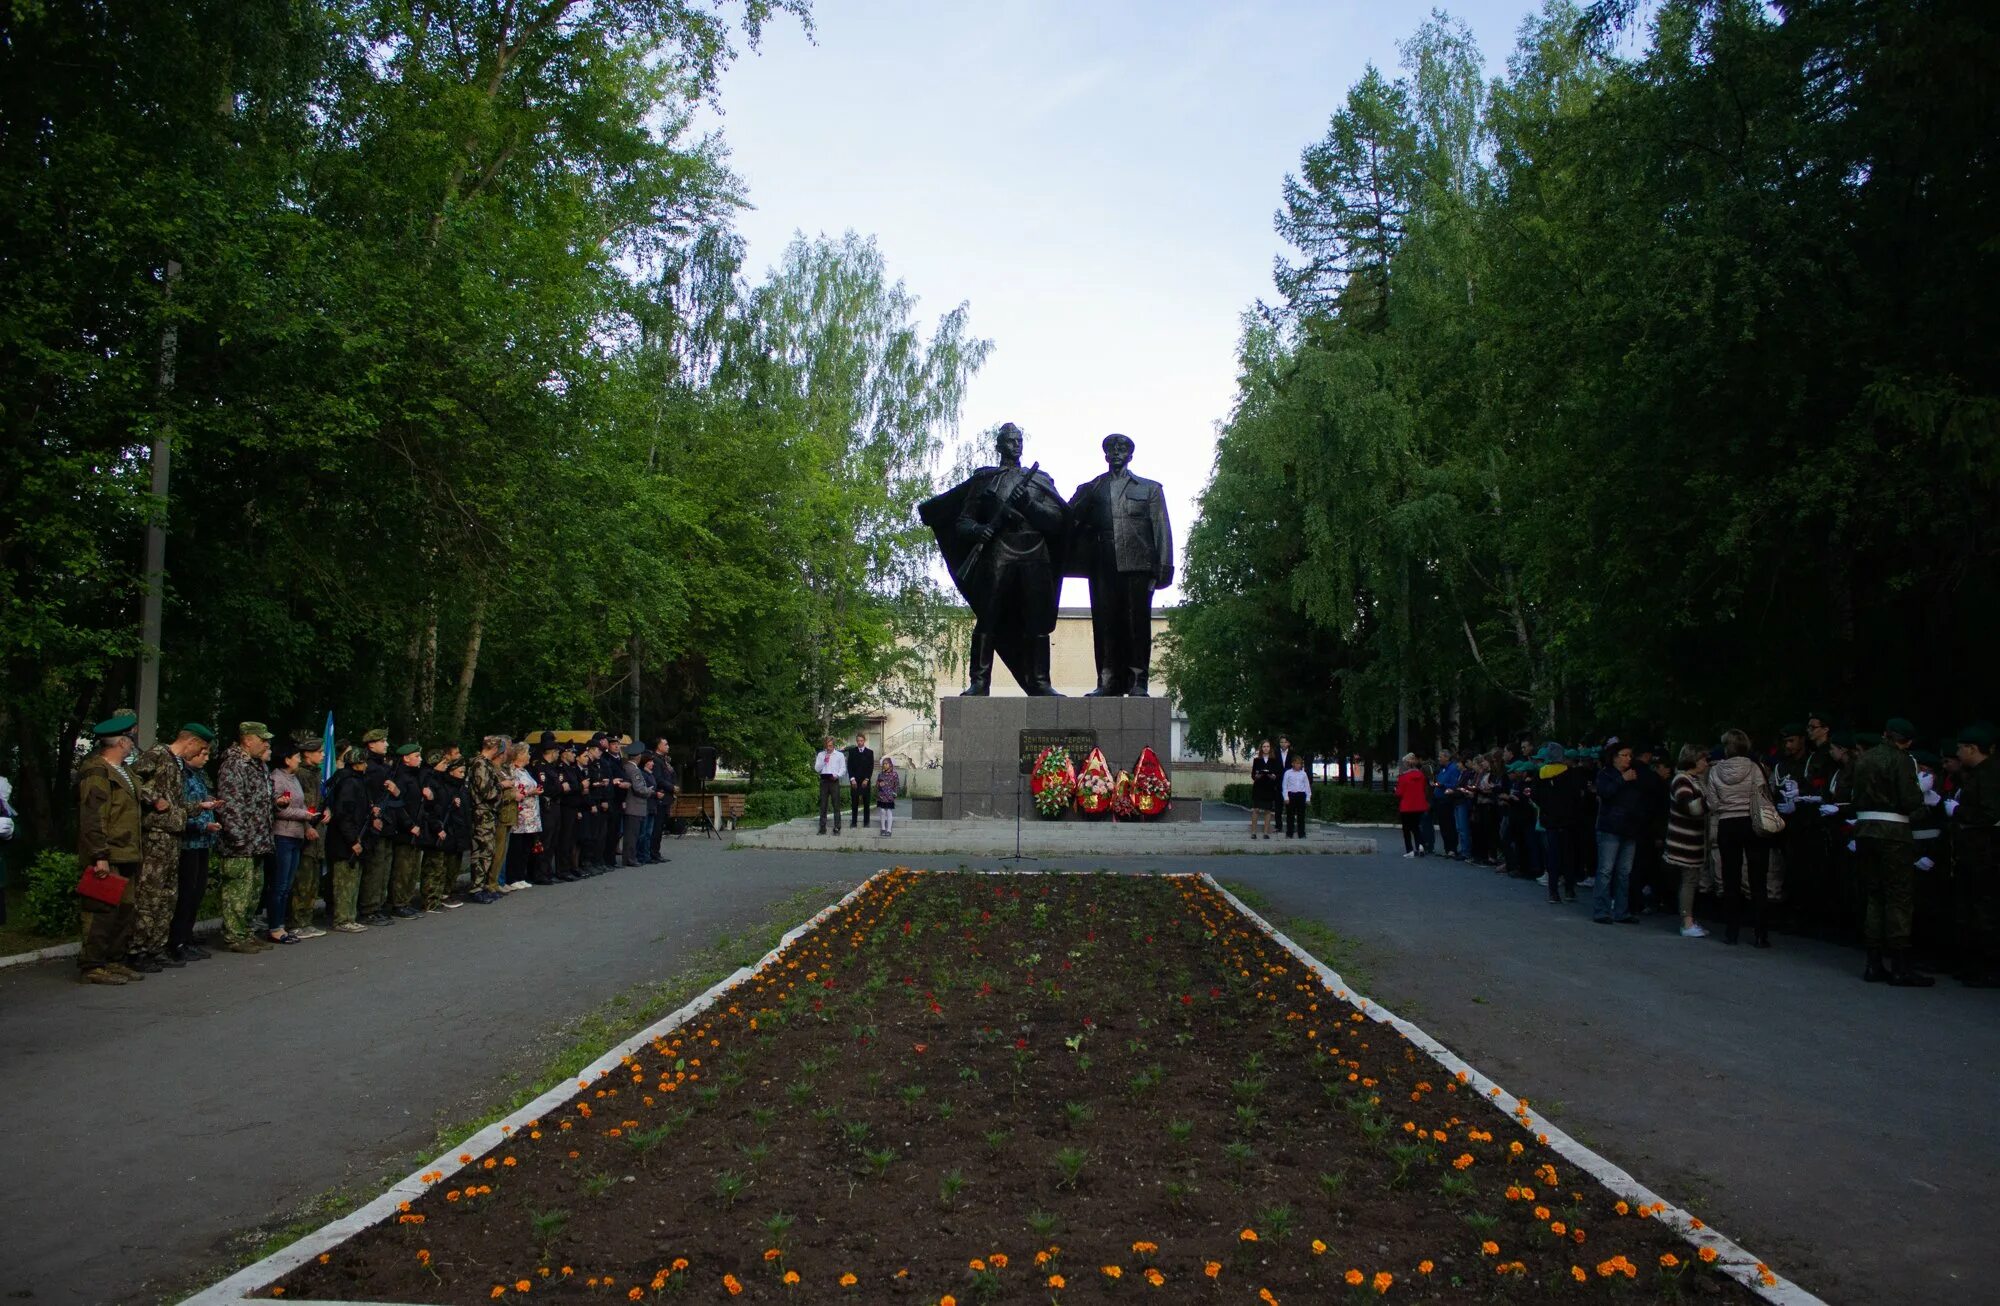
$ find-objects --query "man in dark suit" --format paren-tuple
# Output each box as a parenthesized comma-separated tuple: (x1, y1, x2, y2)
(1066, 433, 1173, 696)
(845, 732, 876, 828)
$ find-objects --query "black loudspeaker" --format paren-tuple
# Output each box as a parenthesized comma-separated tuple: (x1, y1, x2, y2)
(695, 745, 718, 781)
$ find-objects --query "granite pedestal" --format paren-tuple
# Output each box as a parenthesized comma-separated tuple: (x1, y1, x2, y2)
(939, 695, 1177, 820)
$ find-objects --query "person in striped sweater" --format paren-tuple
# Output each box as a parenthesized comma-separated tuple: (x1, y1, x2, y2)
(1666, 745, 1711, 938)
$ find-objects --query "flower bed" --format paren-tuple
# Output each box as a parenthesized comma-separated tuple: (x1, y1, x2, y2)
(272, 871, 1769, 1304)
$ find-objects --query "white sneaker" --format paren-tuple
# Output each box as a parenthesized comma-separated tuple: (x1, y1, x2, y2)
(1578, 877, 1597, 888)
(1680, 923, 1709, 938)
(292, 925, 328, 940)
(513, 880, 533, 889)
(334, 922, 368, 934)
(1535, 874, 1549, 887)
(1401, 851, 1415, 859)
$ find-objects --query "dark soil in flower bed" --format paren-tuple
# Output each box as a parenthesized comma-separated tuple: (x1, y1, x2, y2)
(278, 870, 1764, 1303)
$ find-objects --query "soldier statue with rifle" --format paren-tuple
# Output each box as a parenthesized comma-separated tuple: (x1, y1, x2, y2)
(919, 423, 1067, 695)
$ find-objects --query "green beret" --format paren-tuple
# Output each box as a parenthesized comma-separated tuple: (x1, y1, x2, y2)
(92, 711, 139, 737)
(239, 721, 274, 741)
(344, 747, 370, 766)
(1960, 723, 1996, 749)
(362, 728, 389, 744)
(293, 731, 322, 752)
(1883, 717, 1917, 740)
(396, 742, 422, 757)
(1779, 722, 1806, 738)
(183, 722, 217, 743)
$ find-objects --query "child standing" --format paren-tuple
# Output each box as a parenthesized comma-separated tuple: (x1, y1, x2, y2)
(875, 757, 900, 836)
(1282, 754, 1312, 839)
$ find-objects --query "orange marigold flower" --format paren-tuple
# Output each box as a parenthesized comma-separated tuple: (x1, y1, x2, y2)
(1131, 1240, 1157, 1255)
(1204, 1261, 1222, 1279)
(839, 1273, 857, 1287)
(1310, 1239, 1326, 1255)
(783, 1270, 800, 1286)
(1698, 1246, 1719, 1264)
(1101, 1266, 1122, 1280)
(722, 1274, 742, 1296)
(627, 1291, 641, 1302)
(969, 1258, 986, 1272)
(1143, 1268, 1164, 1286)
(1239, 1228, 1259, 1243)
(1533, 1206, 1550, 1221)
(1372, 1271, 1392, 1294)
(765, 1249, 782, 1262)
(1480, 1241, 1499, 1256)
(1047, 1274, 1065, 1289)
(941, 1298, 956, 1306)
(560, 1267, 573, 1277)
(989, 1254, 1008, 1269)
(1615, 1200, 1630, 1216)
(1660, 1253, 1680, 1268)
(1572, 1266, 1587, 1283)
(1257, 1291, 1279, 1305)
(671, 1259, 688, 1272)
(1418, 1260, 1433, 1275)
(490, 1290, 505, 1301)
(1344, 1269, 1364, 1286)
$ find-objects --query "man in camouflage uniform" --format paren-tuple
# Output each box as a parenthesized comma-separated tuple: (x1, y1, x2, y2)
(127, 723, 214, 970)
(465, 735, 507, 903)
(387, 742, 429, 917)
(287, 733, 329, 938)
(215, 722, 277, 953)
(76, 712, 146, 985)
(1951, 724, 2000, 987)
(1852, 717, 1932, 987)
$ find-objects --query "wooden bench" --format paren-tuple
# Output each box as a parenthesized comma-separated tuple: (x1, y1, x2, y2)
(670, 793, 746, 837)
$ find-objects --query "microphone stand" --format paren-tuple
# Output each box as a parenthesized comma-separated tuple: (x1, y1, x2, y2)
(1000, 763, 1038, 864)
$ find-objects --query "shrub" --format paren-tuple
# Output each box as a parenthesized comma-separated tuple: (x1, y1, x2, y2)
(1221, 781, 1398, 823)
(739, 787, 820, 829)
(24, 848, 81, 938)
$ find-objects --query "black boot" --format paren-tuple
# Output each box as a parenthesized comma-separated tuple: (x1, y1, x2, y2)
(960, 630, 995, 696)
(1127, 667, 1151, 696)
(1863, 949, 1888, 983)
(1084, 670, 1122, 697)
(1025, 637, 1063, 696)
(1887, 951, 1935, 987)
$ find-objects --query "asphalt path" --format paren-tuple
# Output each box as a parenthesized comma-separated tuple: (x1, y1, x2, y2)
(1, 831, 1989, 1304)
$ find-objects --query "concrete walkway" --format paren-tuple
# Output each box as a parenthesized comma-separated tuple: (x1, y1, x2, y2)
(1, 841, 1989, 1304)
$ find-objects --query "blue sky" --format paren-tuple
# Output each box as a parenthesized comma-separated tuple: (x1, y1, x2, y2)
(710, 1, 1546, 601)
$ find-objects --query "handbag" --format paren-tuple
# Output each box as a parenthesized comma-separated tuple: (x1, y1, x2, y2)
(1751, 782, 1787, 837)
(75, 863, 129, 912)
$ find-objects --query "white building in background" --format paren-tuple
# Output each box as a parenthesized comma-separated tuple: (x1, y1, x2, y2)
(875, 606, 1198, 771)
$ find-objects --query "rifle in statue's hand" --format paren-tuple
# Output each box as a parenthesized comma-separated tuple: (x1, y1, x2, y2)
(961, 460, 1039, 579)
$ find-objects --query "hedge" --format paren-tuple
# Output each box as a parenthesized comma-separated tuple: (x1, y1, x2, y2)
(24, 848, 79, 938)
(738, 787, 820, 829)
(1219, 782, 1400, 824)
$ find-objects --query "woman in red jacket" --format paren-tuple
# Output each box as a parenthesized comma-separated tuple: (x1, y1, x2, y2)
(1396, 754, 1430, 859)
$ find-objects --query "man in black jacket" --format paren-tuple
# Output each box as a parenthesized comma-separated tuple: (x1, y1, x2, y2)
(326, 749, 374, 932)
(530, 733, 568, 883)
(388, 744, 429, 918)
(648, 738, 677, 860)
(846, 732, 876, 829)
(358, 729, 403, 925)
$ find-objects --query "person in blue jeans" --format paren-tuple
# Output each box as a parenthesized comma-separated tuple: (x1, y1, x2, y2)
(1593, 742, 1647, 924)
(266, 740, 314, 943)
(1433, 750, 1463, 859)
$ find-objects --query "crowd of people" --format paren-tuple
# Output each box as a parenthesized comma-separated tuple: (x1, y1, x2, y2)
(67, 713, 681, 986)
(1382, 715, 1997, 988)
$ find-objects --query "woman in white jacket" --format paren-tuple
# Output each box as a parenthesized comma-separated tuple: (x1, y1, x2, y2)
(1705, 729, 1775, 948)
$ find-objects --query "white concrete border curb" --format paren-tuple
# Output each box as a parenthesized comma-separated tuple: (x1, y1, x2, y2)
(178, 873, 887, 1306)
(1201, 874, 1824, 1305)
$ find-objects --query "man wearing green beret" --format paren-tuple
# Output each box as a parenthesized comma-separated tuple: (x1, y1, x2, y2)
(76, 713, 145, 984)
(286, 733, 330, 940)
(1951, 724, 2000, 987)
(125, 724, 218, 971)
(215, 722, 278, 953)
(324, 748, 374, 931)
(1850, 717, 1933, 986)
(389, 743, 429, 918)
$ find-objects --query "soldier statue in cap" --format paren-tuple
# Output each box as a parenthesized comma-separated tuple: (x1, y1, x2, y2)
(918, 422, 1068, 696)
(1066, 433, 1174, 696)
(75, 712, 144, 984)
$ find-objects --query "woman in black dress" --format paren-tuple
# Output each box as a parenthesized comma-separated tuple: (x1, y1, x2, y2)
(1249, 739, 1282, 841)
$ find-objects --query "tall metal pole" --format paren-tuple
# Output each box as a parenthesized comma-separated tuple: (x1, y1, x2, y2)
(136, 259, 182, 746)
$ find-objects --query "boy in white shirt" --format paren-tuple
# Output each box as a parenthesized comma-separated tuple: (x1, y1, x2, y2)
(1282, 755, 1312, 839)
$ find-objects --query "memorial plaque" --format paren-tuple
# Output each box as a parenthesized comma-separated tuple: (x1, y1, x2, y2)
(1020, 728, 1097, 776)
